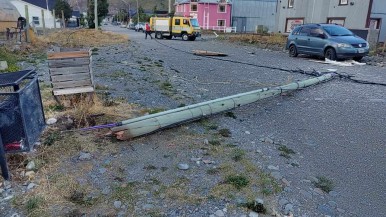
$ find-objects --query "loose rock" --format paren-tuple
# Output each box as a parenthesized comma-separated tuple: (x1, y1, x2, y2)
(178, 163, 189, 170)
(214, 209, 225, 217)
(26, 161, 36, 171)
(249, 211, 259, 217)
(46, 118, 57, 125)
(79, 152, 92, 161)
(284, 203, 294, 215)
(114, 200, 122, 209)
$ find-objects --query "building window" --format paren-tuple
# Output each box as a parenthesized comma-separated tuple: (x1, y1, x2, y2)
(190, 3, 197, 12)
(369, 18, 381, 29)
(218, 4, 226, 13)
(285, 18, 303, 33)
(217, 20, 225, 26)
(327, 17, 345, 26)
(339, 0, 348, 5)
(32, 16, 39, 25)
(288, 0, 294, 8)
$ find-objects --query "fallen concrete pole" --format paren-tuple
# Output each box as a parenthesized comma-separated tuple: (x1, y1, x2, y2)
(112, 73, 334, 139)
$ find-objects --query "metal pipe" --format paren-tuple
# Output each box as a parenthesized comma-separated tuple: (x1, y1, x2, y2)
(112, 74, 334, 138)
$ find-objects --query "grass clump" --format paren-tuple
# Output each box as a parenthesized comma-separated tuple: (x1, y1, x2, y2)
(200, 119, 218, 130)
(146, 107, 165, 114)
(225, 174, 249, 189)
(207, 168, 220, 175)
(243, 200, 267, 213)
(160, 82, 173, 91)
(218, 128, 231, 137)
(224, 111, 237, 119)
(278, 145, 296, 159)
(208, 139, 221, 146)
(313, 176, 334, 193)
(25, 196, 45, 215)
(0, 47, 21, 72)
(259, 173, 282, 195)
(231, 148, 246, 162)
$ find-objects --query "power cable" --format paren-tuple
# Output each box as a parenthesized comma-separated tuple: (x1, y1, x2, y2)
(153, 37, 386, 86)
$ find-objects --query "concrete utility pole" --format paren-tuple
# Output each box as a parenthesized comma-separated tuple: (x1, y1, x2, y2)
(168, 0, 171, 14)
(24, 5, 30, 42)
(61, 10, 65, 28)
(41, 10, 46, 35)
(136, 0, 139, 24)
(53, 9, 56, 28)
(112, 74, 335, 139)
(94, 0, 98, 30)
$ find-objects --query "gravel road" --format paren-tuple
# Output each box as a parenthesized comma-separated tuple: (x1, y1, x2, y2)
(98, 25, 386, 217)
(1, 25, 385, 217)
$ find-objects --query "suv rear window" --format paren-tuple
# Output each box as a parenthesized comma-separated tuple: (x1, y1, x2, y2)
(292, 27, 301, 35)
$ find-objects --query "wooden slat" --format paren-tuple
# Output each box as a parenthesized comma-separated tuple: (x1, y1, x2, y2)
(49, 66, 90, 75)
(53, 86, 95, 96)
(51, 73, 91, 82)
(47, 51, 89, 60)
(192, 50, 228, 56)
(52, 79, 92, 89)
(48, 57, 90, 68)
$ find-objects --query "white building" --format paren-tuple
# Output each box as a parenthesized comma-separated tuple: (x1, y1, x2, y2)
(10, 0, 60, 29)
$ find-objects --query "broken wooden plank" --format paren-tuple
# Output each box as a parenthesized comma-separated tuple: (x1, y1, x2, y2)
(192, 50, 228, 56)
(53, 86, 95, 95)
(49, 65, 90, 75)
(48, 57, 90, 68)
(51, 72, 91, 82)
(47, 51, 89, 60)
(52, 79, 92, 89)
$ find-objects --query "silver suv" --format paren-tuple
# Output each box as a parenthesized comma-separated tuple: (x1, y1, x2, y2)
(286, 24, 369, 61)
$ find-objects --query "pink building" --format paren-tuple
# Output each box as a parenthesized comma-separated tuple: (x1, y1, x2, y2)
(175, 0, 232, 30)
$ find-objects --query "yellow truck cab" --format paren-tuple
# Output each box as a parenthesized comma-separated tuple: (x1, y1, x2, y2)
(150, 16, 201, 41)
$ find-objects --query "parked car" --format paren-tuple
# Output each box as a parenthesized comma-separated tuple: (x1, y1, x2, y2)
(135, 23, 145, 32)
(127, 23, 135, 30)
(286, 24, 369, 61)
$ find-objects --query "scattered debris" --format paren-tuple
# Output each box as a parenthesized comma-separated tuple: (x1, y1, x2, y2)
(0, 61, 8, 70)
(193, 50, 228, 56)
(310, 58, 366, 66)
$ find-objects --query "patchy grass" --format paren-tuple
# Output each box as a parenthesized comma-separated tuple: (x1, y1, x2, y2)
(225, 174, 250, 189)
(0, 47, 21, 72)
(228, 33, 287, 48)
(208, 139, 222, 146)
(259, 173, 282, 195)
(243, 200, 267, 213)
(200, 119, 218, 130)
(231, 148, 246, 162)
(160, 81, 173, 91)
(278, 145, 296, 159)
(313, 176, 334, 193)
(224, 111, 237, 119)
(145, 107, 165, 114)
(25, 195, 46, 216)
(218, 128, 231, 137)
(207, 168, 221, 175)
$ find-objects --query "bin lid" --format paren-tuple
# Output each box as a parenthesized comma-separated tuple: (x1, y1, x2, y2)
(0, 69, 36, 87)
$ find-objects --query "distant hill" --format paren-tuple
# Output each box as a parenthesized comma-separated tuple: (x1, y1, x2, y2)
(67, 0, 169, 13)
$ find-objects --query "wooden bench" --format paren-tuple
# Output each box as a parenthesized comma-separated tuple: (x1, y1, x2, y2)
(47, 48, 94, 103)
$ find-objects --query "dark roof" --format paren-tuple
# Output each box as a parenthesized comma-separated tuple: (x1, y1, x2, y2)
(22, 0, 56, 10)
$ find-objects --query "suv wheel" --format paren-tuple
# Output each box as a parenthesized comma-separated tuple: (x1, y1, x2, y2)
(289, 45, 298, 57)
(324, 48, 337, 60)
(353, 56, 363, 61)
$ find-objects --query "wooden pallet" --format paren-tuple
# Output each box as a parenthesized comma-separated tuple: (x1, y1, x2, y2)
(47, 48, 94, 103)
